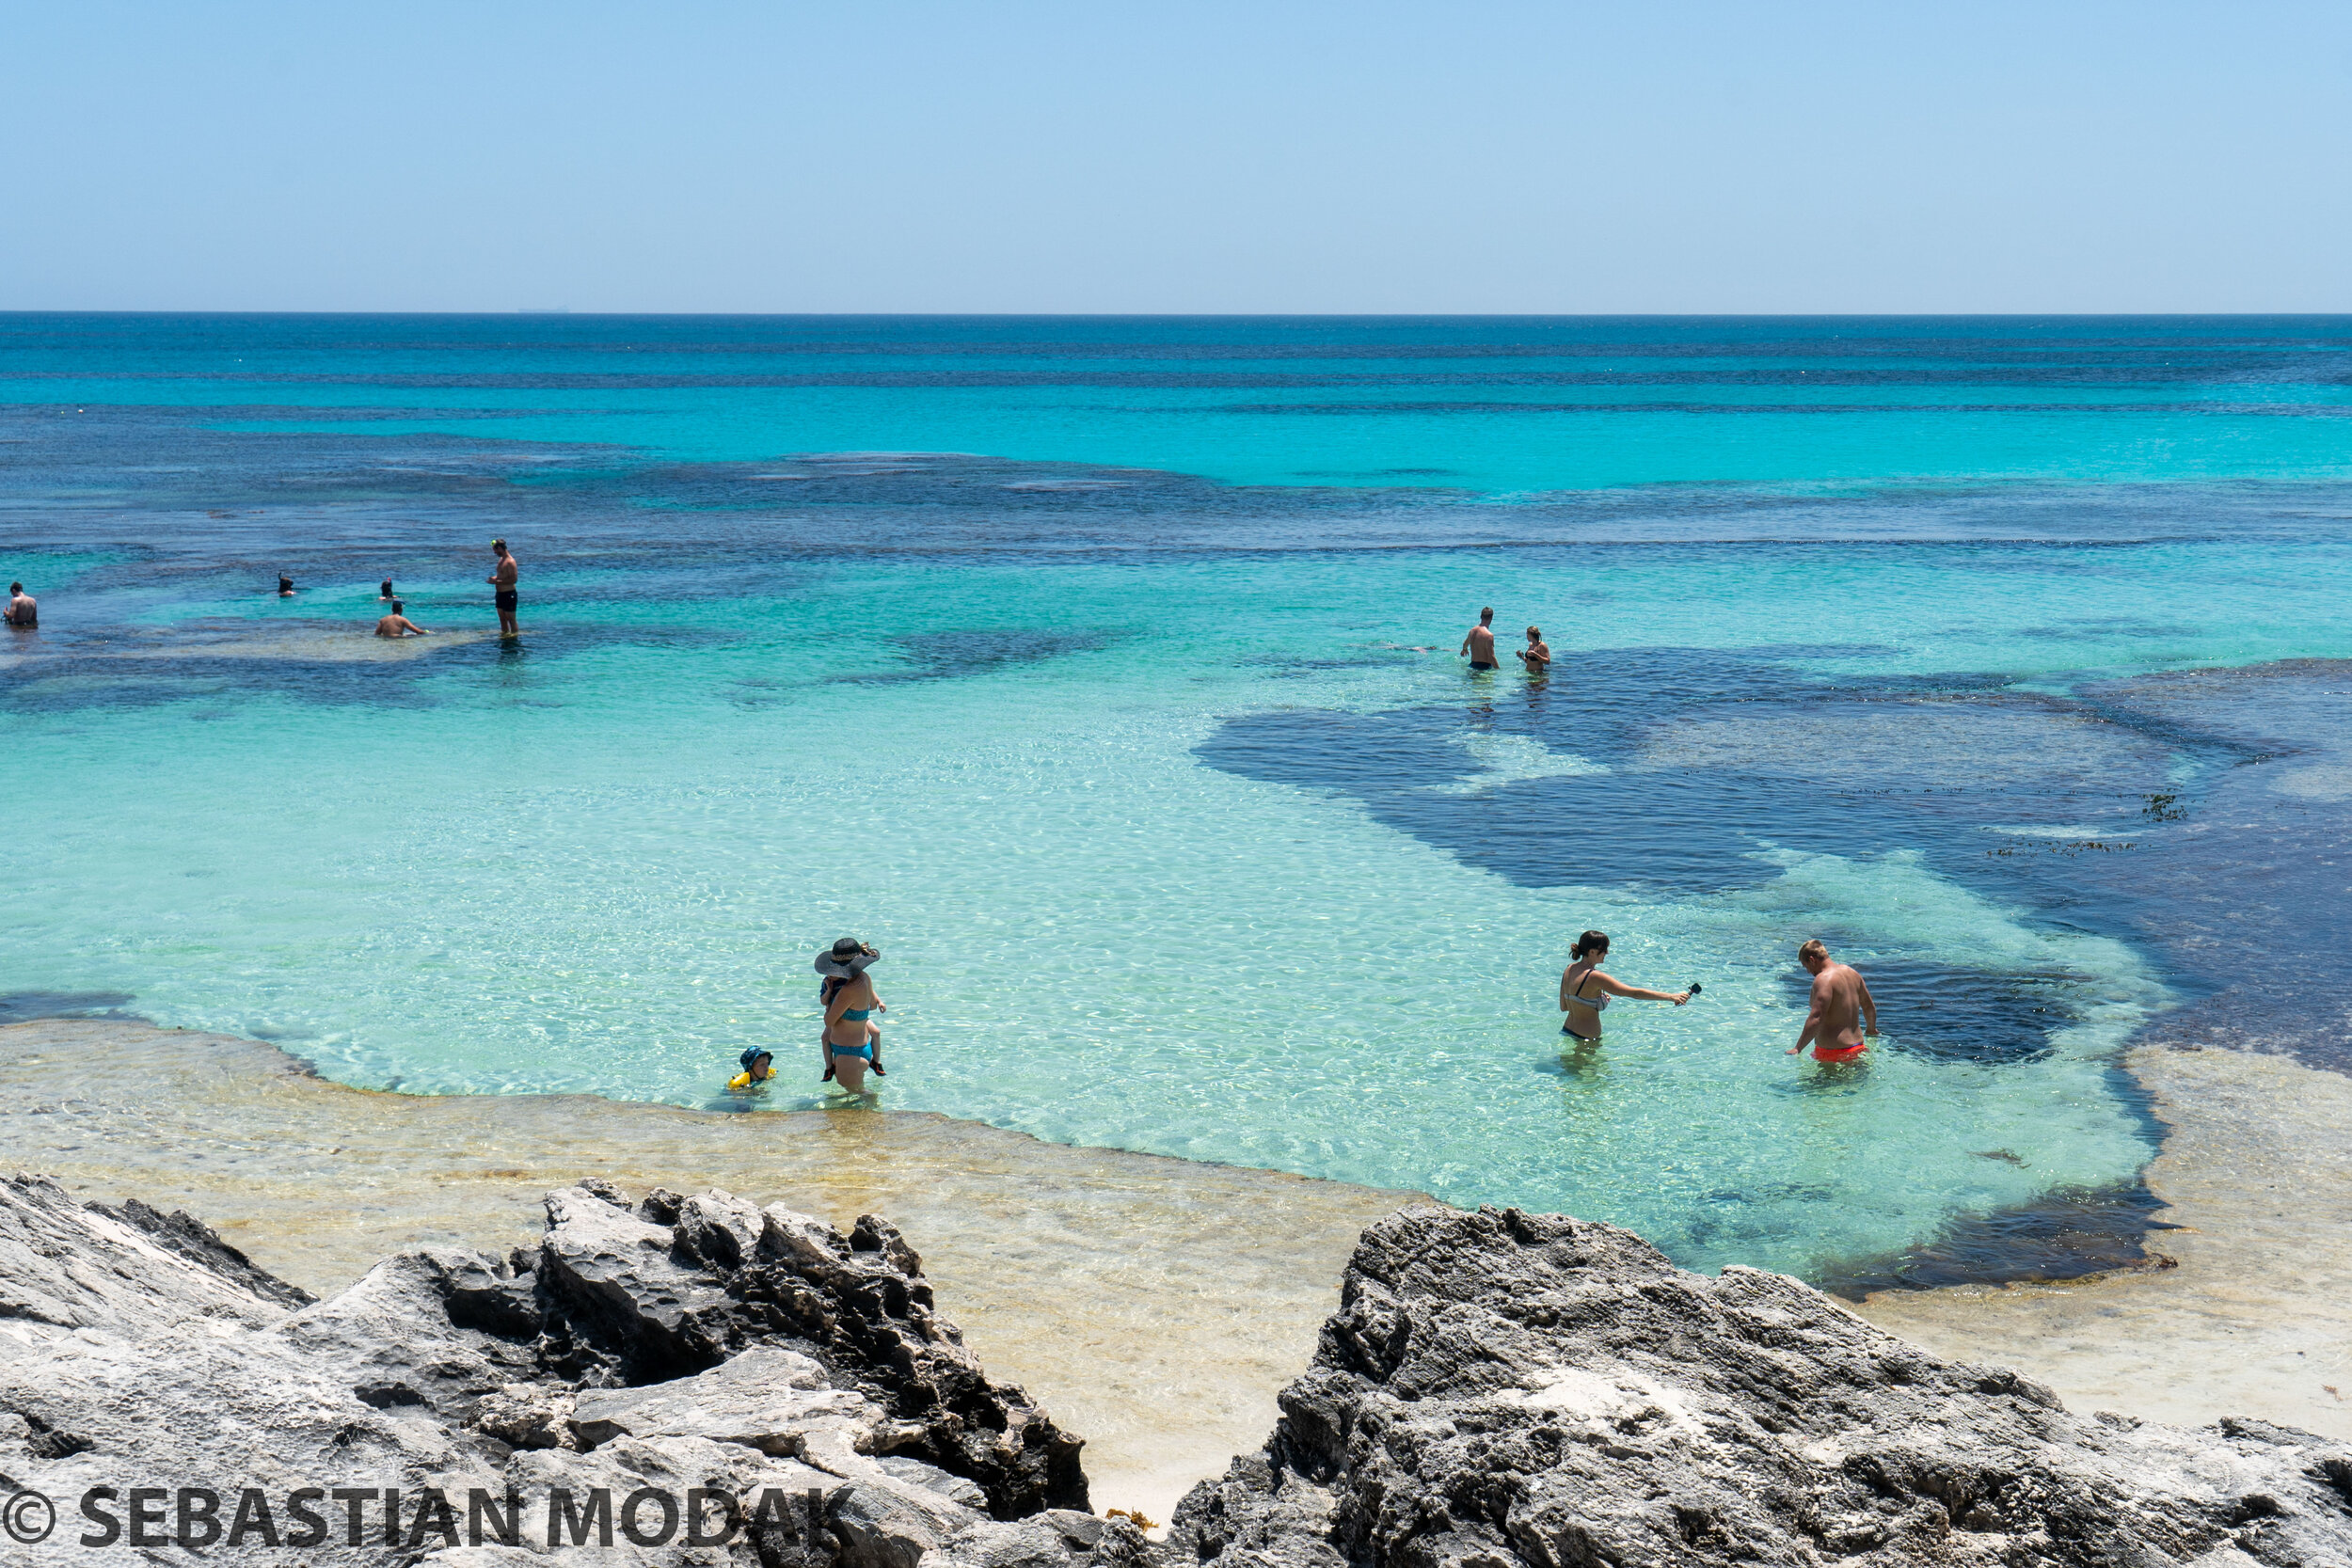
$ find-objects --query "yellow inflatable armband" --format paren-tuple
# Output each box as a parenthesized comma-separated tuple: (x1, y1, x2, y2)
(727, 1071, 754, 1090)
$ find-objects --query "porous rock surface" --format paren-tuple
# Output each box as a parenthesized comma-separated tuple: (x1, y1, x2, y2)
(0, 1172, 1121, 1567)
(1170, 1206, 2352, 1568)
(12, 1177, 2352, 1567)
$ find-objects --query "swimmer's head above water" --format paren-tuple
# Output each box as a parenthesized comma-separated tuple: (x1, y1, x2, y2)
(729, 1047, 775, 1089)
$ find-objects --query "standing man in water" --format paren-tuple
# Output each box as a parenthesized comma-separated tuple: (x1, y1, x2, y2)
(1458, 606, 1499, 671)
(1788, 938, 1877, 1063)
(4, 581, 35, 628)
(487, 538, 519, 638)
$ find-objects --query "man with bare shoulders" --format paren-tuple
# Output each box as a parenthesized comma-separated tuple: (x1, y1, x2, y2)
(486, 538, 519, 637)
(1458, 606, 1498, 672)
(5, 582, 35, 628)
(374, 599, 429, 638)
(1788, 938, 1877, 1063)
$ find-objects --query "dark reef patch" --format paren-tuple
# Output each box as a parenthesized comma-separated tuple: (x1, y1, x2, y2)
(1196, 648, 2203, 900)
(1814, 1179, 2184, 1300)
(832, 628, 1122, 684)
(1772, 958, 2087, 1066)
(0, 990, 142, 1024)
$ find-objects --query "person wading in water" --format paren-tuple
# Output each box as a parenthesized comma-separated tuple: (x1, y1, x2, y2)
(1788, 938, 1877, 1064)
(487, 538, 520, 638)
(1518, 625, 1550, 675)
(1459, 606, 1499, 672)
(817, 938, 888, 1090)
(1559, 930, 1691, 1044)
(373, 599, 430, 638)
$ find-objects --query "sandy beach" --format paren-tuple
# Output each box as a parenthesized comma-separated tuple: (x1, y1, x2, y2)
(0, 1019, 1409, 1522)
(1857, 1042, 2352, 1443)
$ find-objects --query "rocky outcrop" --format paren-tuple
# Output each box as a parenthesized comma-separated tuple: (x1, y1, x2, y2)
(473, 1178, 1087, 1518)
(14, 1175, 2352, 1568)
(1169, 1206, 2352, 1568)
(0, 1173, 1124, 1568)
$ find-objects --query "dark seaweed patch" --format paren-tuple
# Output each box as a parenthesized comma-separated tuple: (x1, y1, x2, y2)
(833, 628, 1121, 684)
(1198, 687, 2163, 898)
(1200, 701, 1939, 895)
(1197, 645, 2227, 904)
(1773, 958, 2081, 1065)
(0, 990, 141, 1023)
(1813, 1180, 2182, 1300)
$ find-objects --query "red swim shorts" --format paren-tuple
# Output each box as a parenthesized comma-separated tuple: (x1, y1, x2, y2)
(1813, 1041, 1869, 1064)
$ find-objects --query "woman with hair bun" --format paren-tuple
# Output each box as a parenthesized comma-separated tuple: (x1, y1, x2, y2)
(1558, 930, 1691, 1044)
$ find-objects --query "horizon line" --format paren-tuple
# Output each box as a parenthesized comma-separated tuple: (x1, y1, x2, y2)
(3, 309, 2350, 323)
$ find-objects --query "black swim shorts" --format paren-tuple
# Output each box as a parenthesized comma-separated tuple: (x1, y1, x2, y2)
(495, 590, 519, 611)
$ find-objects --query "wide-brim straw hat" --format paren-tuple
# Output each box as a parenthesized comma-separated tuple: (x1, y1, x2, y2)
(815, 942, 880, 978)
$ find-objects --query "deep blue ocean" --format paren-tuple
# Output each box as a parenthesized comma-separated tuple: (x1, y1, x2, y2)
(5, 313, 2349, 1287)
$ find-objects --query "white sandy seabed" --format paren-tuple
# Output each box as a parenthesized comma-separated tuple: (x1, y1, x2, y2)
(2, 1020, 2345, 1523)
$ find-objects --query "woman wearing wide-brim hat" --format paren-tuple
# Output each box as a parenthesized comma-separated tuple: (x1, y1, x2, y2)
(817, 938, 886, 1090)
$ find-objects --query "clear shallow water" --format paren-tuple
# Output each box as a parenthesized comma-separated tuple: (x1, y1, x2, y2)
(5, 314, 2351, 1283)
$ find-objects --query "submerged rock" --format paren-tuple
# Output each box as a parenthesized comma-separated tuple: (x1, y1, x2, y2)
(0, 1173, 1120, 1567)
(1169, 1205, 2352, 1568)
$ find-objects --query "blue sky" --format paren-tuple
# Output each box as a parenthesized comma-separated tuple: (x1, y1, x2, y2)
(4, 1, 2347, 312)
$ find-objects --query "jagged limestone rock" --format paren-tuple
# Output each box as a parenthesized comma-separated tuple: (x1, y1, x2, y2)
(1170, 1205, 2352, 1568)
(21, 1168, 2344, 1568)
(521, 1182, 1090, 1517)
(0, 1173, 1125, 1568)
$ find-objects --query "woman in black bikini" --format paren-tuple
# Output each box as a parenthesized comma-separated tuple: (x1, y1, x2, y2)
(1559, 930, 1690, 1043)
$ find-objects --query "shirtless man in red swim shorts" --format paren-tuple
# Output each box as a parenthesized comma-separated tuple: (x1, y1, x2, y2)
(1788, 938, 1877, 1063)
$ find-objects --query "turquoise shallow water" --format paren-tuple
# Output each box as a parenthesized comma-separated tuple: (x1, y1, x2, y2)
(5, 314, 2351, 1282)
